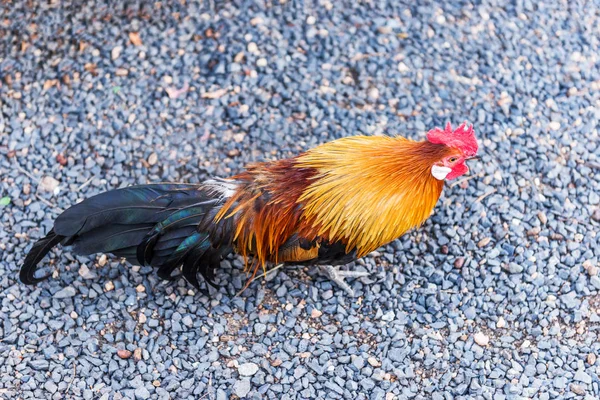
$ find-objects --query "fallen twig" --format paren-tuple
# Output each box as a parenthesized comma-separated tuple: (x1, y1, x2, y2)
(65, 363, 76, 395)
(235, 263, 285, 297)
(77, 176, 94, 192)
(450, 175, 478, 188)
(35, 194, 63, 212)
(474, 188, 497, 204)
(16, 164, 40, 183)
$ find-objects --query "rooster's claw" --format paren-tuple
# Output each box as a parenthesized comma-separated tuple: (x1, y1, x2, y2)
(319, 265, 370, 296)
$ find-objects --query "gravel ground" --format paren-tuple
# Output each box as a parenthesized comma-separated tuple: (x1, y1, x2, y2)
(1, 1, 600, 399)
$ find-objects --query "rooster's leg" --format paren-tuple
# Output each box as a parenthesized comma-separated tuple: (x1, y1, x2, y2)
(319, 265, 369, 296)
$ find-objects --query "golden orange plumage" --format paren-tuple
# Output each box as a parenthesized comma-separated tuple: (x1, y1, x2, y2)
(216, 135, 461, 276)
(295, 136, 452, 257)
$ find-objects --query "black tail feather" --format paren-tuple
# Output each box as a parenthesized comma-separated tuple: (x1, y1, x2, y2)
(21, 229, 65, 284)
(20, 183, 235, 290)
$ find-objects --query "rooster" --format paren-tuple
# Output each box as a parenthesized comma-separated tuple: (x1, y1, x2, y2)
(21, 122, 478, 295)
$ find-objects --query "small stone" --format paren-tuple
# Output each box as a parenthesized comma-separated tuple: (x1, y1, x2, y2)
(55, 154, 67, 166)
(388, 348, 406, 362)
(254, 323, 266, 335)
(570, 384, 586, 395)
(368, 87, 379, 101)
(79, 264, 97, 279)
(548, 121, 561, 131)
(117, 349, 132, 359)
(53, 286, 76, 299)
(148, 153, 158, 166)
(256, 58, 267, 67)
(381, 310, 395, 321)
(115, 68, 129, 76)
(367, 357, 381, 367)
(139, 313, 147, 324)
(587, 353, 596, 365)
(398, 62, 409, 73)
(311, 308, 322, 318)
(454, 257, 465, 269)
(233, 132, 246, 142)
(133, 348, 143, 362)
(112, 46, 123, 60)
(105, 281, 115, 292)
(44, 381, 58, 394)
(473, 332, 489, 346)
(247, 42, 258, 54)
(250, 17, 263, 26)
(29, 360, 49, 370)
(352, 356, 365, 370)
(497, 317, 506, 328)
(478, 237, 491, 247)
(98, 254, 108, 267)
(538, 211, 547, 225)
(233, 379, 251, 398)
(238, 362, 259, 376)
(136, 284, 145, 293)
(306, 16, 316, 25)
(70, 311, 78, 319)
(39, 176, 60, 194)
(504, 263, 524, 274)
(574, 369, 592, 384)
(270, 358, 282, 367)
(134, 386, 150, 400)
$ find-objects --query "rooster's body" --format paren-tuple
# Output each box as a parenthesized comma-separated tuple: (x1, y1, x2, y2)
(21, 122, 478, 293)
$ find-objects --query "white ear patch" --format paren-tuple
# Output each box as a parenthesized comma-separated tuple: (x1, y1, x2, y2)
(431, 165, 452, 180)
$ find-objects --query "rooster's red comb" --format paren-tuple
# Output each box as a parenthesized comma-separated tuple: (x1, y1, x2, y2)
(426, 121, 478, 157)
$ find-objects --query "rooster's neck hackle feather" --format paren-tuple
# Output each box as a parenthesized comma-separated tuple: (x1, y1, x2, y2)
(295, 136, 450, 257)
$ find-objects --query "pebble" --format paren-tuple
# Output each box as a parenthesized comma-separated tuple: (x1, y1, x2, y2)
(256, 58, 267, 67)
(548, 121, 561, 131)
(79, 264, 97, 279)
(118, 350, 132, 359)
(111, 46, 123, 60)
(238, 363, 259, 376)
(570, 384, 586, 395)
(587, 353, 596, 365)
(134, 386, 150, 399)
(233, 379, 251, 398)
(53, 286, 76, 298)
(574, 370, 592, 384)
(39, 176, 60, 194)
(473, 332, 490, 346)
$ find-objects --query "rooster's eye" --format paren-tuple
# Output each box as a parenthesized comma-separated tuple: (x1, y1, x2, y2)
(448, 157, 457, 163)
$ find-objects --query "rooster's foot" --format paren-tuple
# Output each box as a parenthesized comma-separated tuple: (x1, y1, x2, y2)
(319, 265, 369, 296)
